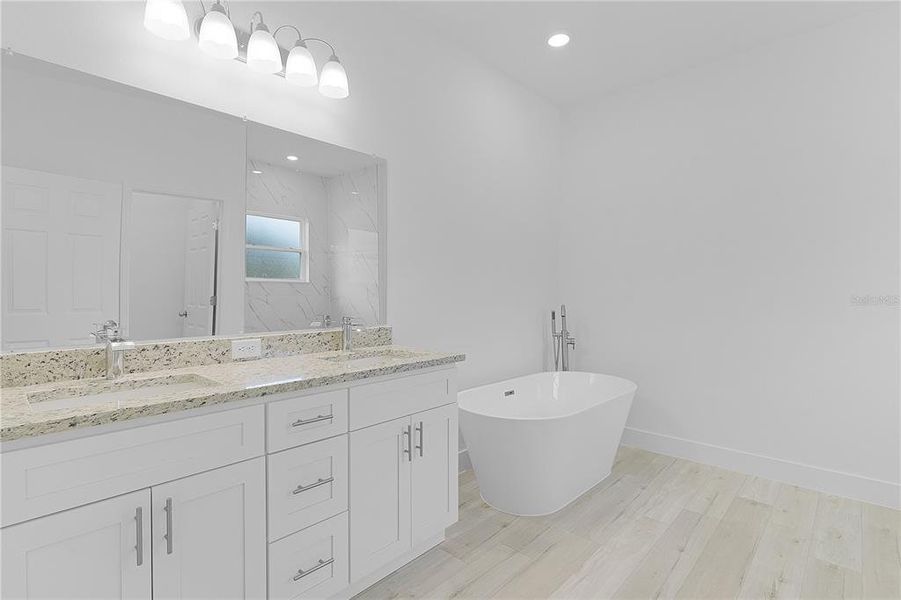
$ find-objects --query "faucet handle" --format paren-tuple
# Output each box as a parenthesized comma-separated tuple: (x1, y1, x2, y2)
(91, 319, 120, 342)
(342, 316, 364, 326)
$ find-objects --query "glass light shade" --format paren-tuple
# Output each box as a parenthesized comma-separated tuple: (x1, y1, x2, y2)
(198, 6, 238, 59)
(319, 57, 349, 99)
(143, 0, 190, 41)
(285, 44, 318, 87)
(247, 27, 282, 73)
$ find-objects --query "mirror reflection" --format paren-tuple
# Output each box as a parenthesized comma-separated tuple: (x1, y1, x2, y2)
(244, 123, 383, 333)
(0, 54, 385, 351)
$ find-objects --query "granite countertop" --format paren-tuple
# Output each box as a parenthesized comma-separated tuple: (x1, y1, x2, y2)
(0, 345, 464, 443)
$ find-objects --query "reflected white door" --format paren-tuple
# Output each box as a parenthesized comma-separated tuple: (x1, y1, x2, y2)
(1, 489, 152, 600)
(1, 167, 121, 350)
(182, 201, 219, 337)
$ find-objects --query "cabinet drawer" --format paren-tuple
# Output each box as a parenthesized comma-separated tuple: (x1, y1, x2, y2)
(268, 512, 349, 600)
(268, 389, 348, 452)
(268, 436, 348, 541)
(349, 369, 456, 431)
(1, 405, 264, 527)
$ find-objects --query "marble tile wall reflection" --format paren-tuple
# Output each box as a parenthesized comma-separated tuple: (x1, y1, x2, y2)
(244, 161, 381, 331)
(327, 165, 380, 326)
(245, 160, 332, 331)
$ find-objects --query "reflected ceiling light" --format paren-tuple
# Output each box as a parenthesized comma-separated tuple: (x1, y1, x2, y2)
(547, 32, 570, 48)
(251, 169, 263, 174)
(247, 13, 282, 73)
(144, 0, 190, 41)
(149, 4, 349, 99)
(198, 1, 238, 59)
(286, 155, 299, 161)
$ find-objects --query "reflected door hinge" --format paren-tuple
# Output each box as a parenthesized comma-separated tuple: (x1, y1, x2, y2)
(209, 295, 217, 306)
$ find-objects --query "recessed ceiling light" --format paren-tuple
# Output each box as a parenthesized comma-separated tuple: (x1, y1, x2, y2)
(547, 33, 570, 48)
(251, 169, 263, 174)
(286, 155, 299, 161)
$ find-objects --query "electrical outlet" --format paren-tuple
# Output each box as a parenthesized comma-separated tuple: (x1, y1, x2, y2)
(231, 338, 262, 360)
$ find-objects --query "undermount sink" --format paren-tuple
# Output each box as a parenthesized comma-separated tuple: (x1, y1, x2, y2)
(320, 347, 422, 367)
(26, 374, 219, 412)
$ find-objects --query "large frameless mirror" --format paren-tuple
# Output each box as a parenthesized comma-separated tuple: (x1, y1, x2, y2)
(0, 53, 386, 351)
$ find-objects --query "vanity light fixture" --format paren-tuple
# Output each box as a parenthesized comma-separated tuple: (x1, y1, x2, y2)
(143, 0, 349, 98)
(547, 32, 571, 48)
(286, 155, 299, 161)
(246, 13, 281, 73)
(197, 0, 237, 59)
(143, 0, 191, 40)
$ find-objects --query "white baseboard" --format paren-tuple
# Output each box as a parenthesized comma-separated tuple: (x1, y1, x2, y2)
(622, 427, 901, 510)
(458, 448, 472, 473)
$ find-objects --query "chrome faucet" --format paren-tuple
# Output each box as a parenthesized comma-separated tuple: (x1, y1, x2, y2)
(91, 320, 136, 379)
(341, 316, 365, 351)
(551, 305, 576, 371)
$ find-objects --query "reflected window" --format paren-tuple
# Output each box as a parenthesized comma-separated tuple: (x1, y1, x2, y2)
(245, 214, 308, 281)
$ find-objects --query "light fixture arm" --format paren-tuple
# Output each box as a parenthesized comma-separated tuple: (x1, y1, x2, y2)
(250, 10, 268, 32)
(273, 24, 305, 47)
(301, 37, 339, 59)
(198, 0, 230, 18)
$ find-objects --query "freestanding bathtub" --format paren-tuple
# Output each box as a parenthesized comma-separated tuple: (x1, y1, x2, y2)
(458, 371, 637, 516)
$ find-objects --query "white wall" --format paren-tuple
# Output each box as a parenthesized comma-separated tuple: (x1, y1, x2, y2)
(559, 9, 899, 507)
(0, 1, 562, 390)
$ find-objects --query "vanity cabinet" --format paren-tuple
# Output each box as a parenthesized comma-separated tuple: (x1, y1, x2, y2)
(349, 403, 458, 582)
(1, 460, 266, 600)
(0, 365, 459, 600)
(1, 489, 152, 600)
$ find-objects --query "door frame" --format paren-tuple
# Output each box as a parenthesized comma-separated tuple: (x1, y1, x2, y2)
(121, 186, 224, 340)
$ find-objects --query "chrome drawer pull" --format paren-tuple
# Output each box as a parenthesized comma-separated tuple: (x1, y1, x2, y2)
(402, 424, 412, 462)
(415, 421, 424, 457)
(163, 497, 173, 555)
(291, 414, 333, 428)
(134, 506, 144, 567)
(292, 477, 334, 495)
(293, 557, 334, 581)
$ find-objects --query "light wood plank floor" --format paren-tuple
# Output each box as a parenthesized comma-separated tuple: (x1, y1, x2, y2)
(354, 447, 900, 599)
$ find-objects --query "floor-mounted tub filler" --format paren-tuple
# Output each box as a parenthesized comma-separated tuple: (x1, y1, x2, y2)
(459, 371, 636, 516)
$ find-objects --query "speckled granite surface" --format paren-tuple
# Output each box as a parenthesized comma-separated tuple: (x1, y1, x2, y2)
(0, 345, 464, 442)
(0, 326, 392, 388)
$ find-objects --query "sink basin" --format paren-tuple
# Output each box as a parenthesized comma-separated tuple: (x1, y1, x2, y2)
(26, 374, 219, 412)
(320, 348, 422, 368)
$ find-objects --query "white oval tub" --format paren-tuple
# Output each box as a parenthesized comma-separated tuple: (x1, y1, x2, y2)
(458, 371, 637, 516)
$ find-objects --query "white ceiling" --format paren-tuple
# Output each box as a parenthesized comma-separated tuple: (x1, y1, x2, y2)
(398, 1, 886, 108)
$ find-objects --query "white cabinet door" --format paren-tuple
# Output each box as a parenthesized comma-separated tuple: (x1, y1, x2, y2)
(349, 416, 412, 582)
(1, 489, 151, 600)
(411, 403, 459, 544)
(152, 458, 267, 600)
